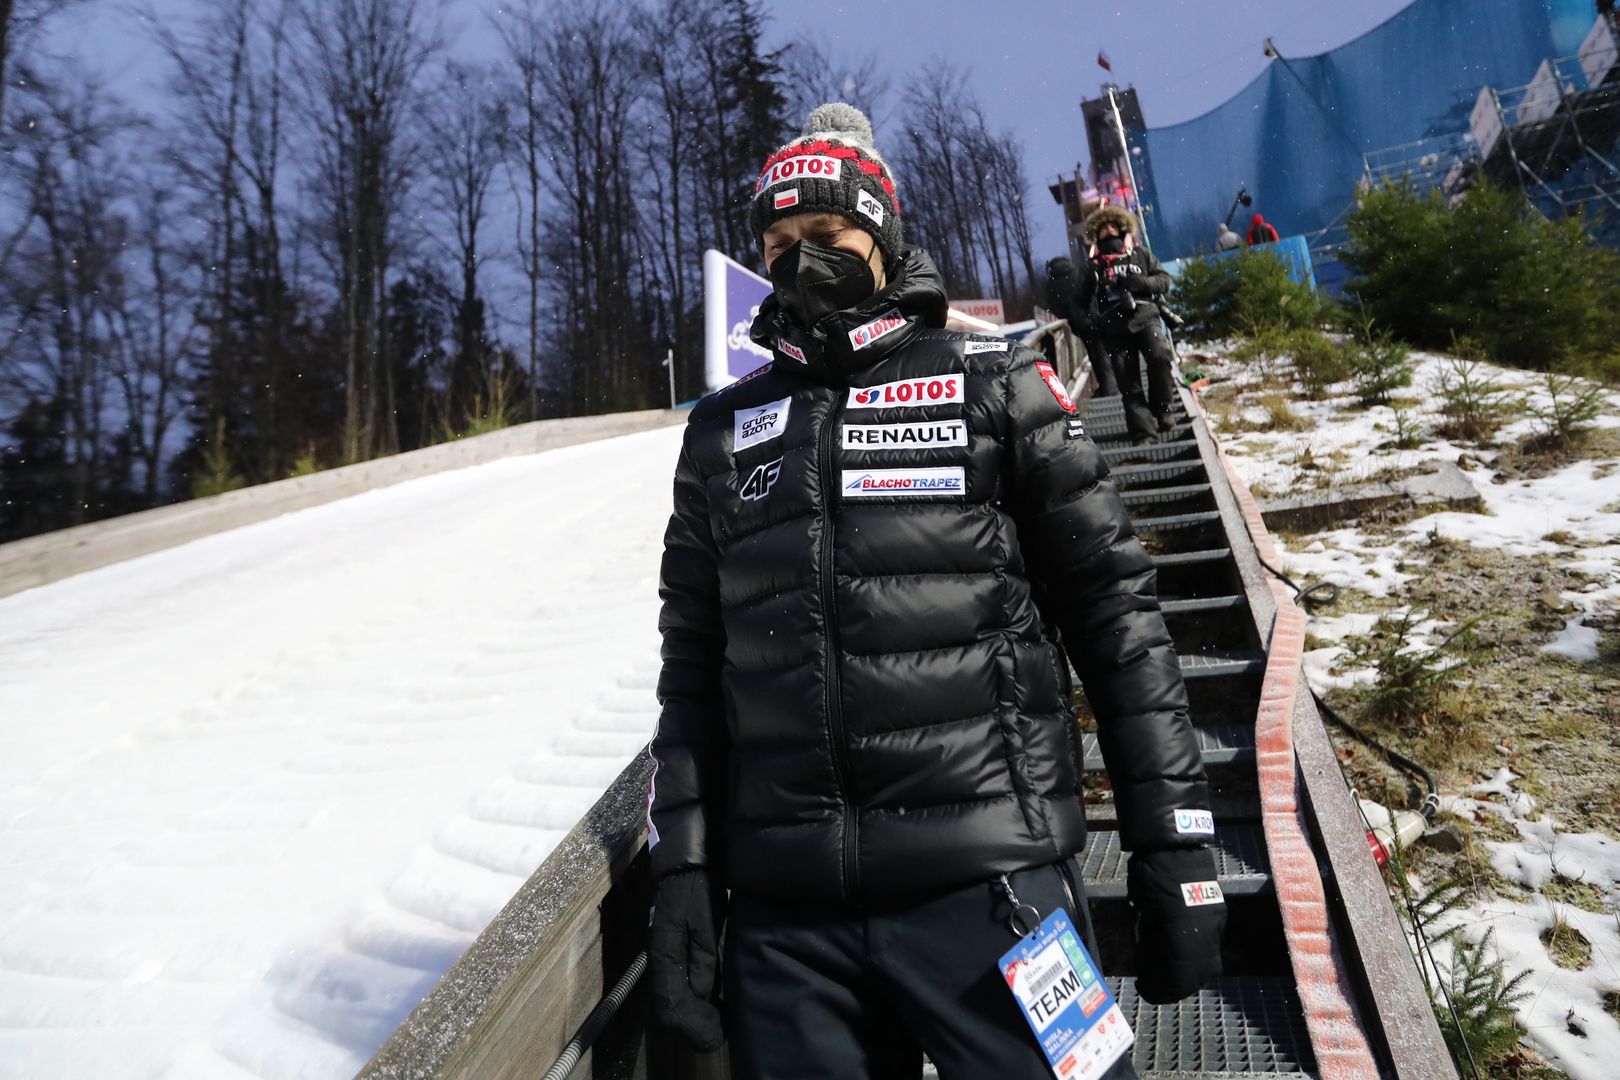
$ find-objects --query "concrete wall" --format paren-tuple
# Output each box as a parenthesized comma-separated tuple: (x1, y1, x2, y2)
(0, 409, 685, 601)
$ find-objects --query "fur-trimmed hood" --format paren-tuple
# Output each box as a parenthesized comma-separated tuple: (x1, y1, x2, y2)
(1081, 204, 1136, 243)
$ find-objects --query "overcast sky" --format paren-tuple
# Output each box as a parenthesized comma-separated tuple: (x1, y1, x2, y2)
(48, 0, 1416, 274)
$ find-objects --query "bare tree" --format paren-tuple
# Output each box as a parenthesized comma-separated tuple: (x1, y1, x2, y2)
(779, 35, 891, 133)
(295, 0, 439, 461)
(107, 178, 199, 504)
(426, 60, 505, 418)
(491, 0, 547, 418)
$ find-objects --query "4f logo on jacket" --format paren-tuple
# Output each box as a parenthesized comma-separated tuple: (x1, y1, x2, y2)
(740, 457, 783, 501)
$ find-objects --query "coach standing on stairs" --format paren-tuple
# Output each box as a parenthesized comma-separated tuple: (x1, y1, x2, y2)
(644, 102, 1224, 1079)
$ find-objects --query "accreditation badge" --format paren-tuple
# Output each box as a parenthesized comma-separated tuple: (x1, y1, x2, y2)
(998, 909, 1133, 1078)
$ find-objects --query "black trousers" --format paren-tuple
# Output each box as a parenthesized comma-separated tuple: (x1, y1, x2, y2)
(1099, 323, 1178, 440)
(723, 860, 1139, 1080)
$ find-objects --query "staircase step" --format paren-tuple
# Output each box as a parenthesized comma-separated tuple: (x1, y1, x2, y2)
(1080, 824, 1272, 899)
(1160, 595, 1247, 616)
(1101, 439, 1198, 465)
(1121, 483, 1214, 507)
(1151, 547, 1231, 568)
(1082, 722, 1255, 771)
(1109, 976, 1316, 1077)
(1109, 460, 1205, 488)
(1178, 648, 1267, 680)
(1133, 510, 1222, 534)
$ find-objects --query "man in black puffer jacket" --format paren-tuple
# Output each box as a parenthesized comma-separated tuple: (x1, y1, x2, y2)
(1074, 206, 1179, 445)
(647, 104, 1223, 1079)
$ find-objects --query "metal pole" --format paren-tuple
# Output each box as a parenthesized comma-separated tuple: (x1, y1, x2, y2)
(1106, 85, 1150, 250)
(665, 348, 676, 410)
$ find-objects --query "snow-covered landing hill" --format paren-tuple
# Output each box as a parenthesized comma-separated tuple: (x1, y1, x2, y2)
(0, 424, 684, 1079)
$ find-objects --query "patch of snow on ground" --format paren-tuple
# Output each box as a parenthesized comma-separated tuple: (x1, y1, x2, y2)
(1430, 771, 1620, 1080)
(1543, 618, 1601, 661)
(0, 424, 685, 1079)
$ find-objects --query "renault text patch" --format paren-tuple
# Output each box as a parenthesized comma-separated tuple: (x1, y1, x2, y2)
(1180, 881, 1225, 907)
(842, 420, 967, 450)
(1173, 809, 1215, 836)
(1035, 361, 1077, 413)
(964, 340, 1008, 354)
(756, 154, 843, 192)
(848, 372, 964, 409)
(842, 467, 965, 497)
(848, 309, 908, 351)
(734, 396, 791, 452)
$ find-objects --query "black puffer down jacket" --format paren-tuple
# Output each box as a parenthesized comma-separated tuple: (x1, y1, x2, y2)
(649, 249, 1211, 907)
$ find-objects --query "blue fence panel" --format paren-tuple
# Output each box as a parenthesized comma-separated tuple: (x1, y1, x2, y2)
(1137, 0, 1592, 262)
(1163, 235, 1317, 291)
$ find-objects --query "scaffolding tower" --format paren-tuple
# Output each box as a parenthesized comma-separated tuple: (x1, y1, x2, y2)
(1362, 14, 1620, 247)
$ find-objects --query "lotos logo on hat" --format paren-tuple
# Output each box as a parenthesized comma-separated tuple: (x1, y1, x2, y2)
(756, 154, 843, 193)
(773, 187, 800, 211)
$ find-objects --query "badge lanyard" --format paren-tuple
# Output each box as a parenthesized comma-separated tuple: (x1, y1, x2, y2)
(996, 874, 1134, 1079)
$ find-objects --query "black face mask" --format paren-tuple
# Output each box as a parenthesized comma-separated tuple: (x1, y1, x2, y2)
(769, 238, 877, 332)
(1097, 233, 1126, 255)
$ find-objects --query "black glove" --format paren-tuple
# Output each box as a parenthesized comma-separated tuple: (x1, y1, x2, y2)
(1127, 847, 1226, 1004)
(647, 869, 726, 1052)
(1123, 273, 1154, 297)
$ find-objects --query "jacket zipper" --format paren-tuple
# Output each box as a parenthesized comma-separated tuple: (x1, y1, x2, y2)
(818, 390, 859, 900)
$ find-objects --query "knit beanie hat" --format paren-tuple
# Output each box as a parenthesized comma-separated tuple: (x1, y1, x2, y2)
(749, 102, 903, 271)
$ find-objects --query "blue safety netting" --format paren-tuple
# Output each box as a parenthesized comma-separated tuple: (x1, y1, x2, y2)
(1135, 0, 1594, 262)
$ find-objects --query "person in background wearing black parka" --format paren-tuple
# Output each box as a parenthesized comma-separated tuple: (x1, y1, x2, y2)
(1074, 206, 1179, 446)
(645, 103, 1224, 1080)
(1045, 255, 1119, 398)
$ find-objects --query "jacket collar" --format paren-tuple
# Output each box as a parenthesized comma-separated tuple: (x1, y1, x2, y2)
(750, 248, 949, 385)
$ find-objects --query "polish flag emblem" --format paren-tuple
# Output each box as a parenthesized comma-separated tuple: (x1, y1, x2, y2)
(774, 188, 800, 211)
(1036, 362, 1077, 413)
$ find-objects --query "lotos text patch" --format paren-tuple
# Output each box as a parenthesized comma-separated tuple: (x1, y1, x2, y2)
(777, 339, 807, 364)
(734, 396, 792, 452)
(848, 372, 963, 409)
(756, 154, 843, 193)
(842, 467, 965, 498)
(848, 308, 908, 351)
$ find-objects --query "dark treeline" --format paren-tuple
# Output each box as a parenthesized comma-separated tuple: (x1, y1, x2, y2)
(0, 0, 1039, 542)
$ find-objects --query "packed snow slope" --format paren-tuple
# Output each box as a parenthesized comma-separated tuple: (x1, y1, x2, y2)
(0, 424, 684, 1079)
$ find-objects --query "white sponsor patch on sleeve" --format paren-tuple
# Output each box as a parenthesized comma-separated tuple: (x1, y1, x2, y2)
(734, 396, 792, 451)
(1180, 880, 1225, 907)
(1173, 809, 1215, 835)
(856, 188, 885, 225)
(842, 466, 966, 498)
(964, 339, 1009, 354)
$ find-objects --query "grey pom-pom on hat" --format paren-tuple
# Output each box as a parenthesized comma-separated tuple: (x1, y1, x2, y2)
(748, 102, 903, 271)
